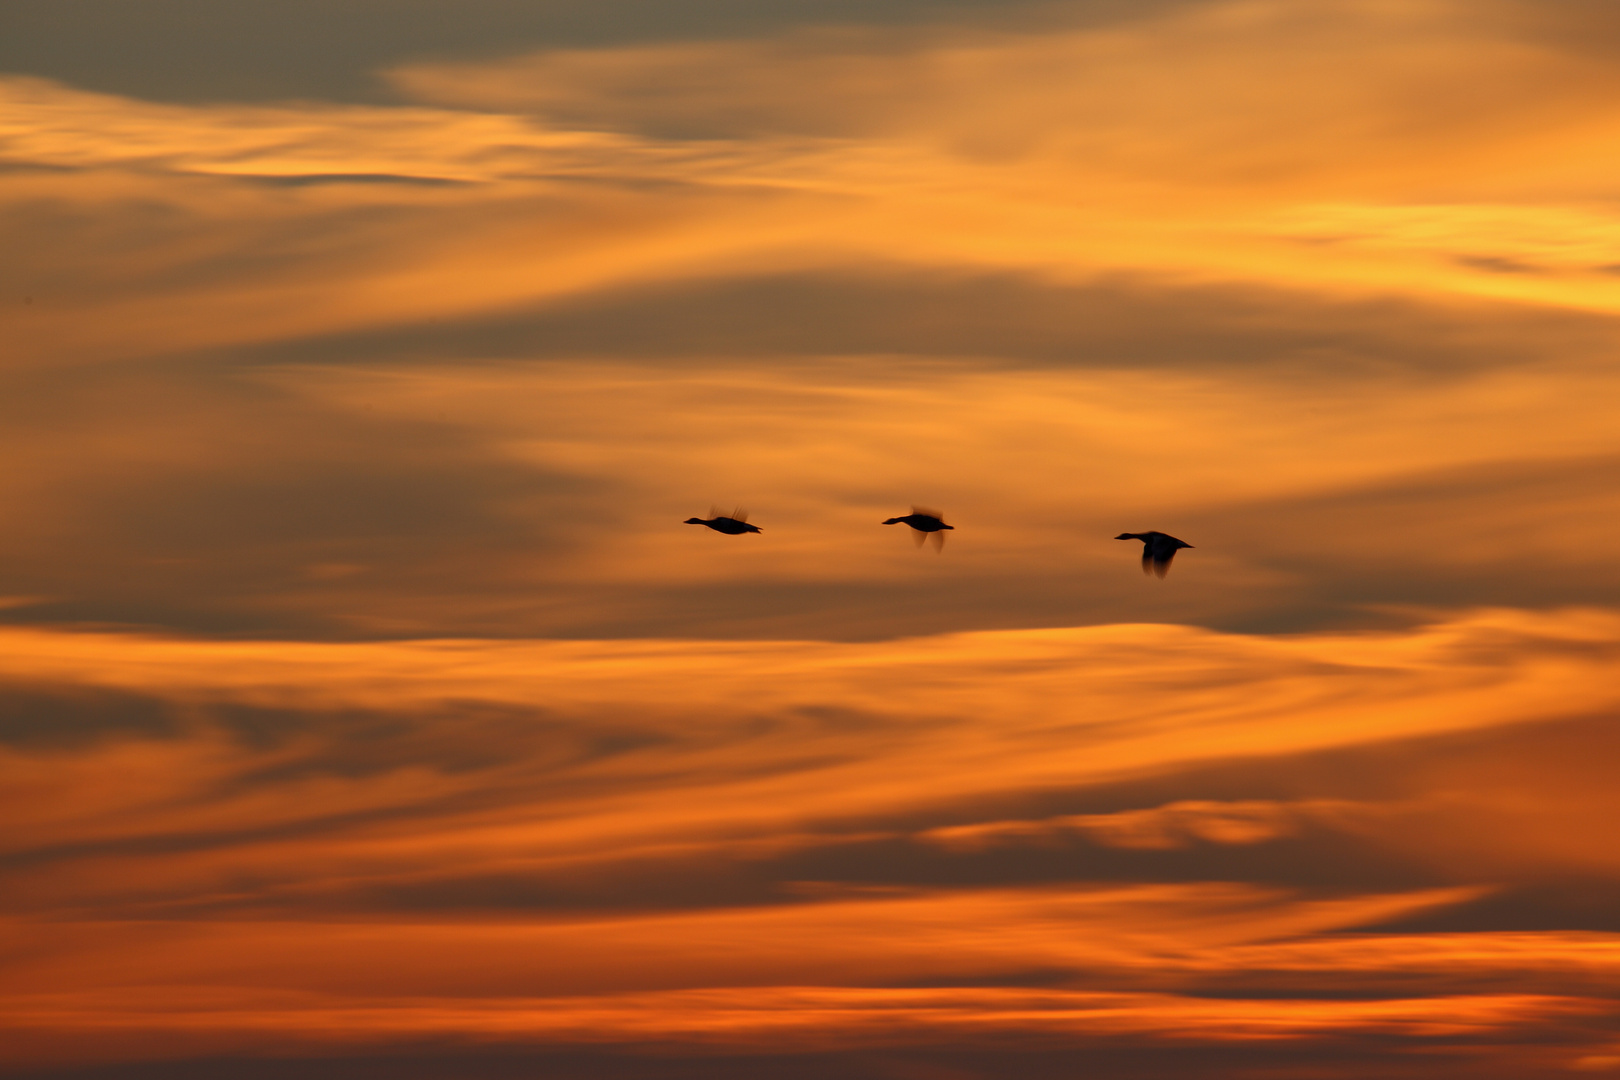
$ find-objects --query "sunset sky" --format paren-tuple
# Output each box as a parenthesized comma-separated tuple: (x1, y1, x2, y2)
(5, 2, 1620, 1077)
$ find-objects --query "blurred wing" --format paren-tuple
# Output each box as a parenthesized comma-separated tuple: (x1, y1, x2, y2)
(1140, 552, 1155, 576)
(929, 530, 945, 553)
(912, 506, 945, 521)
(912, 527, 927, 547)
(733, 507, 749, 523)
(1152, 550, 1176, 578)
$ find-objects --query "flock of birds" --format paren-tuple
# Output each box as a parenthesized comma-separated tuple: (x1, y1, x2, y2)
(685, 508, 1194, 577)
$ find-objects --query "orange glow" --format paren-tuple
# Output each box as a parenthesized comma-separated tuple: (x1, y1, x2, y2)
(8, 1, 1620, 1075)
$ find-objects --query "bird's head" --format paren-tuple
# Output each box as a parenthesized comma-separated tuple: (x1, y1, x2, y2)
(1114, 533, 1139, 541)
(882, 517, 905, 525)
(684, 517, 706, 525)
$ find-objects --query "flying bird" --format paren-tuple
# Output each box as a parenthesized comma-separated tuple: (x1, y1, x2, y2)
(1116, 531, 1192, 577)
(685, 507, 762, 534)
(885, 508, 953, 552)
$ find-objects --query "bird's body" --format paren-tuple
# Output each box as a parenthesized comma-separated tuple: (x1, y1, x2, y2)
(686, 508, 761, 534)
(885, 508, 953, 551)
(884, 513, 951, 533)
(1116, 531, 1192, 577)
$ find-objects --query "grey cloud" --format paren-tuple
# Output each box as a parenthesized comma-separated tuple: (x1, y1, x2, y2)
(117, 816, 1434, 920)
(0, 683, 179, 750)
(0, 1043, 1560, 1080)
(0, 0, 1205, 105)
(0, 699, 681, 885)
(2, 189, 455, 311)
(1362, 879, 1620, 935)
(1512, 0, 1620, 66)
(241, 268, 1620, 378)
(1454, 254, 1543, 275)
(1182, 453, 1620, 632)
(232, 173, 473, 188)
(0, 362, 621, 638)
(0, 682, 671, 774)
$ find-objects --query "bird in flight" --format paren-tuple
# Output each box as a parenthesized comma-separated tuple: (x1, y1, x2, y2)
(885, 507, 953, 552)
(1116, 531, 1192, 577)
(686, 507, 762, 534)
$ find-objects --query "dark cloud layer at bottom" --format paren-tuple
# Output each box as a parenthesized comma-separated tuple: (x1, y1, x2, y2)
(6, 1043, 1594, 1080)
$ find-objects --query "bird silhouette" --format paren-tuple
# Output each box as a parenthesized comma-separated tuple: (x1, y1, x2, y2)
(686, 507, 762, 534)
(1116, 531, 1192, 577)
(884, 507, 953, 552)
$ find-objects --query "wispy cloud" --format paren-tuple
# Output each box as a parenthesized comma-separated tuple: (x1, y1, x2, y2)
(3, 612, 1620, 1073)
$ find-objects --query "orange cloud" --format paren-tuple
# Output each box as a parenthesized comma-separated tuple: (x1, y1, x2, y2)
(387, 0, 1620, 307)
(0, 611, 1618, 1072)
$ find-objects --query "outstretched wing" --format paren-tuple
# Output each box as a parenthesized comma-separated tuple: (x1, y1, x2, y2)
(929, 530, 946, 553)
(1145, 534, 1184, 577)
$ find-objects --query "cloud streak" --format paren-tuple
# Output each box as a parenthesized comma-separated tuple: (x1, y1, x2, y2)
(3, 613, 1620, 1074)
